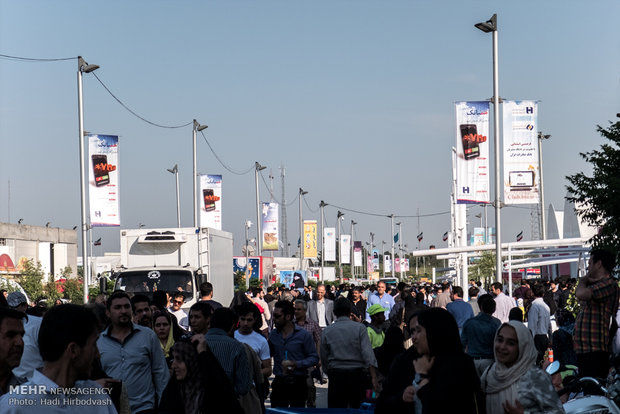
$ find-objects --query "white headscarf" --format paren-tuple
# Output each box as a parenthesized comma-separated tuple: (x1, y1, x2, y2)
(481, 320, 537, 413)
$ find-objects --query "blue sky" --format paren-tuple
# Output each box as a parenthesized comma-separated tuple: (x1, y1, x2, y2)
(1, 1, 619, 256)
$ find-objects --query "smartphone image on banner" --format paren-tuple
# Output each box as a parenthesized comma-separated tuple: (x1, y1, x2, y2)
(460, 124, 480, 160)
(91, 154, 110, 187)
(509, 171, 535, 189)
(203, 189, 216, 211)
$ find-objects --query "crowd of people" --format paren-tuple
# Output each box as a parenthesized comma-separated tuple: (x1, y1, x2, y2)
(0, 247, 618, 413)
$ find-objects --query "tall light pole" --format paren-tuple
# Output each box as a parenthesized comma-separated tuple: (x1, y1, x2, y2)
(299, 188, 308, 271)
(475, 13, 503, 283)
(351, 220, 357, 278)
(369, 232, 375, 274)
(389, 214, 395, 278)
(192, 120, 208, 228)
(167, 164, 181, 228)
(337, 211, 344, 282)
(320, 201, 327, 281)
(538, 132, 551, 240)
(244, 220, 252, 290)
(381, 241, 386, 277)
(255, 162, 267, 256)
(77, 56, 99, 304)
(396, 222, 403, 281)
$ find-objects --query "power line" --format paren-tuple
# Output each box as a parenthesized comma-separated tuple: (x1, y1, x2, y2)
(303, 195, 318, 214)
(259, 170, 276, 200)
(0, 53, 76, 62)
(91, 72, 192, 129)
(199, 130, 254, 175)
(326, 203, 450, 219)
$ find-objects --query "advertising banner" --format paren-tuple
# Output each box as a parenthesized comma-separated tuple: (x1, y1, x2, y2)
(503, 101, 539, 204)
(384, 255, 392, 272)
(199, 175, 222, 230)
(353, 241, 362, 267)
(232, 257, 260, 280)
(324, 227, 336, 261)
(372, 249, 380, 270)
(261, 202, 279, 251)
(340, 235, 351, 264)
(278, 270, 307, 289)
(88, 134, 120, 227)
(395, 258, 400, 272)
(303, 220, 318, 259)
(455, 102, 490, 204)
(472, 227, 486, 246)
(367, 255, 374, 273)
(403, 259, 410, 272)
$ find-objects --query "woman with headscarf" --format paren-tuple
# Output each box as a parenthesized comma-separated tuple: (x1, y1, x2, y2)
(480, 320, 565, 414)
(409, 307, 484, 414)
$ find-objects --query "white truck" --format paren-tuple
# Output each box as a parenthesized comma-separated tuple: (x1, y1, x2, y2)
(114, 227, 234, 310)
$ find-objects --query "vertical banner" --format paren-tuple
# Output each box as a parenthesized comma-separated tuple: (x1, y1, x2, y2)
(404, 259, 410, 272)
(367, 255, 374, 273)
(88, 134, 120, 227)
(199, 175, 222, 230)
(472, 227, 486, 246)
(261, 202, 279, 251)
(324, 227, 336, 261)
(455, 102, 491, 204)
(340, 235, 351, 264)
(384, 255, 392, 272)
(353, 241, 362, 267)
(395, 258, 400, 272)
(503, 101, 539, 204)
(303, 220, 318, 259)
(372, 249, 380, 270)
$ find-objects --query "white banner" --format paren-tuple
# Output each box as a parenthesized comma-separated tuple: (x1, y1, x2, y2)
(503, 100, 539, 204)
(353, 241, 362, 267)
(384, 255, 392, 272)
(455, 102, 491, 204)
(340, 234, 351, 264)
(261, 202, 279, 251)
(88, 134, 120, 227)
(324, 227, 336, 261)
(199, 175, 222, 230)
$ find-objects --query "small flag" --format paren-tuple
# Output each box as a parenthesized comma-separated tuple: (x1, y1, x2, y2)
(516, 231, 523, 242)
(417, 232, 423, 242)
(94, 238, 102, 246)
(442, 231, 448, 242)
(394, 233, 399, 243)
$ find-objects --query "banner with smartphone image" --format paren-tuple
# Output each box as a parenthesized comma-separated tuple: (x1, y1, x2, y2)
(340, 234, 351, 264)
(324, 227, 336, 261)
(261, 202, 279, 251)
(88, 134, 120, 227)
(303, 220, 318, 259)
(199, 174, 222, 230)
(502, 100, 539, 205)
(455, 101, 490, 204)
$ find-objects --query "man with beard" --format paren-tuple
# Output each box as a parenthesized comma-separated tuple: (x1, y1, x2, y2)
(98, 291, 169, 413)
(0, 308, 25, 396)
(131, 294, 153, 328)
(0, 305, 115, 413)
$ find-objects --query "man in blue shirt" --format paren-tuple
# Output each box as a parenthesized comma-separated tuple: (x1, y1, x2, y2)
(460, 294, 501, 376)
(269, 300, 318, 408)
(446, 286, 474, 331)
(98, 291, 169, 413)
(366, 281, 395, 322)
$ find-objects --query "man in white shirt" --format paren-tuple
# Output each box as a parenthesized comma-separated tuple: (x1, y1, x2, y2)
(168, 292, 188, 330)
(233, 302, 272, 378)
(491, 282, 516, 323)
(307, 284, 334, 329)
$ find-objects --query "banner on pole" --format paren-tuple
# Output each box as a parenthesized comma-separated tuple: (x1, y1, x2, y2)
(367, 255, 374, 273)
(372, 249, 380, 270)
(353, 241, 362, 267)
(324, 227, 336, 261)
(88, 134, 120, 227)
(503, 100, 539, 204)
(261, 202, 279, 251)
(455, 101, 491, 204)
(384, 255, 392, 272)
(199, 175, 222, 230)
(340, 235, 351, 264)
(303, 220, 318, 259)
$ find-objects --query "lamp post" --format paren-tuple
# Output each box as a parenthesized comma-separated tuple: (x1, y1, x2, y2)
(167, 164, 181, 228)
(337, 211, 344, 282)
(77, 56, 99, 304)
(381, 241, 386, 277)
(475, 13, 503, 283)
(396, 222, 403, 281)
(351, 220, 357, 278)
(389, 214, 395, 278)
(255, 162, 267, 256)
(245, 220, 252, 290)
(538, 132, 551, 240)
(320, 201, 327, 281)
(299, 188, 308, 271)
(369, 232, 375, 274)
(192, 120, 208, 228)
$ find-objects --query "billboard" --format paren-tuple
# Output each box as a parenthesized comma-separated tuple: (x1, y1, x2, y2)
(278, 270, 307, 289)
(455, 102, 490, 204)
(340, 235, 351, 264)
(353, 241, 362, 267)
(384, 255, 392, 272)
(88, 134, 120, 227)
(199, 175, 222, 230)
(503, 100, 539, 204)
(303, 220, 318, 259)
(261, 202, 279, 251)
(324, 227, 336, 261)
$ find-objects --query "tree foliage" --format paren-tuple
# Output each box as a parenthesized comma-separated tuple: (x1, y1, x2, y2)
(18, 259, 45, 302)
(469, 252, 496, 287)
(566, 121, 620, 262)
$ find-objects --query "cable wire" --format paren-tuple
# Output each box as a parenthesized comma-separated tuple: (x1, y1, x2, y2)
(326, 203, 449, 219)
(199, 130, 254, 175)
(286, 193, 299, 206)
(303, 195, 318, 214)
(259, 170, 276, 200)
(0, 53, 76, 62)
(91, 72, 193, 129)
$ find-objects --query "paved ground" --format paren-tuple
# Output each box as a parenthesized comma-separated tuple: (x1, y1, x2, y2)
(265, 378, 329, 409)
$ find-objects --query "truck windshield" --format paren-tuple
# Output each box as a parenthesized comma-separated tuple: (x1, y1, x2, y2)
(115, 269, 194, 300)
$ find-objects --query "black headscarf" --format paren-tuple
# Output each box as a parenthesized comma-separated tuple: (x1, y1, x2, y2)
(417, 307, 463, 356)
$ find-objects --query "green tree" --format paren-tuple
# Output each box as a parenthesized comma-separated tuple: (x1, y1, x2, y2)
(18, 259, 45, 302)
(566, 120, 620, 262)
(469, 252, 496, 287)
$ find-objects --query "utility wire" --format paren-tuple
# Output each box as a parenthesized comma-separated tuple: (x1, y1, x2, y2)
(303, 195, 318, 214)
(199, 130, 254, 175)
(286, 193, 299, 206)
(326, 203, 449, 219)
(0, 53, 76, 62)
(259, 170, 276, 201)
(91, 72, 192, 129)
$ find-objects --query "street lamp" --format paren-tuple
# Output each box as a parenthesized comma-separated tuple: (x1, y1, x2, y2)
(396, 222, 403, 281)
(319, 201, 327, 280)
(77, 56, 99, 304)
(255, 162, 267, 256)
(337, 210, 344, 282)
(538, 132, 551, 240)
(475, 13, 503, 283)
(245, 220, 252, 290)
(166, 164, 181, 228)
(299, 188, 308, 271)
(192, 119, 208, 228)
(351, 220, 357, 278)
(389, 214, 395, 278)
